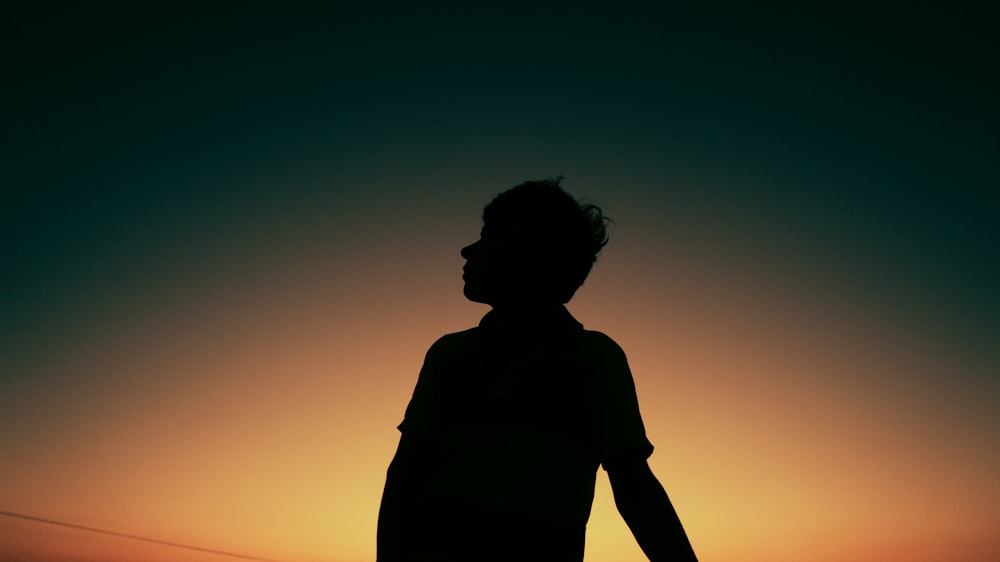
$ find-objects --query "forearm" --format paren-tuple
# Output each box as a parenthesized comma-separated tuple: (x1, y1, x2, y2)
(610, 463, 697, 562)
(376, 463, 422, 562)
(377, 435, 435, 562)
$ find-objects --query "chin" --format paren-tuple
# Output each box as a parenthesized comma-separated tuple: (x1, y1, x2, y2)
(462, 284, 492, 305)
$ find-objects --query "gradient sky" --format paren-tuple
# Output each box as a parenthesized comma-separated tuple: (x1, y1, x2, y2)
(3, 4, 998, 561)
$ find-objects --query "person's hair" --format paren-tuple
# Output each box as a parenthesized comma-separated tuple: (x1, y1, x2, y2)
(482, 177, 611, 303)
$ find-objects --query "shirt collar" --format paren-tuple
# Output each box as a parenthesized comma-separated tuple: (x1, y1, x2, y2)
(479, 304, 583, 343)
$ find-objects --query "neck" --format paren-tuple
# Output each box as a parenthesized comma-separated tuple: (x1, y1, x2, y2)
(490, 301, 561, 320)
(485, 302, 562, 338)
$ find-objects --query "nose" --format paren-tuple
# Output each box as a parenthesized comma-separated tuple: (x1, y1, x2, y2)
(461, 240, 478, 260)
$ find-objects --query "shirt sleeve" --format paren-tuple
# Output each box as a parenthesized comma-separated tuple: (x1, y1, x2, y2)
(396, 336, 447, 437)
(583, 332, 655, 468)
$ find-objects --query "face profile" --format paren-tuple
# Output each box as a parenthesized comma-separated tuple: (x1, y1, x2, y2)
(458, 178, 611, 309)
(460, 223, 548, 307)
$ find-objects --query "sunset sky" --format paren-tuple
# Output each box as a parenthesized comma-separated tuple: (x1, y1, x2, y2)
(2, 3, 998, 561)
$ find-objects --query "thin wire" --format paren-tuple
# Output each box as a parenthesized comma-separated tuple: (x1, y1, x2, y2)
(0, 510, 285, 562)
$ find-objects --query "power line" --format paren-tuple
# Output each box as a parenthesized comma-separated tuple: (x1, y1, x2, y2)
(0, 510, 285, 562)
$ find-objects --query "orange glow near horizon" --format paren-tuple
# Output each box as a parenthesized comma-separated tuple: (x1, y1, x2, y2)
(2, 191, 998, 562)
(6, 3, 998, 559)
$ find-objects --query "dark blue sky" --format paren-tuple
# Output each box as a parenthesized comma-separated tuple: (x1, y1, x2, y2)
(5, 3, 997, 363)
(3, 5, 999, 560)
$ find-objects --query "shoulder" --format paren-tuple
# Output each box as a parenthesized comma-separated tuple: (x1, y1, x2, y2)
(425, 326, 480, 360)
(576, 330, 628, 361)
(579, 329, 624, 349)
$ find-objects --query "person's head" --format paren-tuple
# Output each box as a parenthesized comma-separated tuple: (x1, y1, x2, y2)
(460, 177, 610, 307)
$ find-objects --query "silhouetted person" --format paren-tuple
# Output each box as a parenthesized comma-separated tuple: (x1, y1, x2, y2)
(378, 179, 698, 561)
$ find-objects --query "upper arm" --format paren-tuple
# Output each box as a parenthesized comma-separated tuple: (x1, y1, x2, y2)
(604, 455, 655, 487)
(396, 335, 451, 437)
(387, 430, 438, 480)
(583, 332, 655, 468)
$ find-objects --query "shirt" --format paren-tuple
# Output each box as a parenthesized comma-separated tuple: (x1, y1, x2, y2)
(397, 306, 654, 558)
